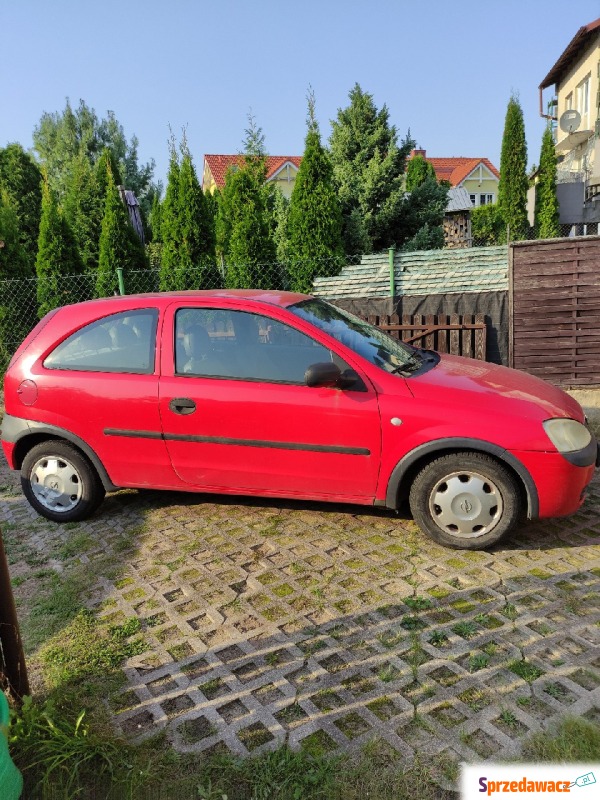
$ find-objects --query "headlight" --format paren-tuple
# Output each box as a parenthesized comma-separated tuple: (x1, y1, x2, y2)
(543, 418, 592, 453)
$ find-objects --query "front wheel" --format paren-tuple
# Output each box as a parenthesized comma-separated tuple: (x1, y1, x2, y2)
(21, 441, 105, 523)
(409, 452, 521, 550)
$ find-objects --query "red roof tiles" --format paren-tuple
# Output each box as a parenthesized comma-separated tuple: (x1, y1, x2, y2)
(409, 151, 500, 186)
(204, 155, 302, 189)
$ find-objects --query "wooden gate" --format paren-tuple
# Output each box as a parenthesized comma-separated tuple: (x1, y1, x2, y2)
(510, 236, 600, 386)
(365, 313, 487, 360)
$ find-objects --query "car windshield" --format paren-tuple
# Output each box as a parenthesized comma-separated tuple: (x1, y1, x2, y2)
(289, 298, 420, 374)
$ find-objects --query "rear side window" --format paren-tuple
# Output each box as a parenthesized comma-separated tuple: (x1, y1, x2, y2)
(44, 309, 158, 374)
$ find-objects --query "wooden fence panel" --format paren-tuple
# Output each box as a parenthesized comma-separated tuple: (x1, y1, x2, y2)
(510, 236, 600, 386)
(362, 312, 487, 360)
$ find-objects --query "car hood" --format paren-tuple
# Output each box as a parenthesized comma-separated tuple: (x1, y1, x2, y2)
(406, 353, 584, 423)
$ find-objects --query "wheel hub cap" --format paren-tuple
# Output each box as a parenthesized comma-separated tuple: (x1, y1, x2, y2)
(429, 471, 502, 539)
(30, 456, 83, 512)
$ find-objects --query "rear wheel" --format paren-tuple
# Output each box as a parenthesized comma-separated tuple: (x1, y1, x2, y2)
(21, 441, 105, 522)
(409, 452, 520, 550)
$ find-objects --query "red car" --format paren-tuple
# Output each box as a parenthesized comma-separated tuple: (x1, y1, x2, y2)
(2, 290, 597, 550)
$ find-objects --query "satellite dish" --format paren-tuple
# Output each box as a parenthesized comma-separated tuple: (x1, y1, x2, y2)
(559, 109, 582, 133)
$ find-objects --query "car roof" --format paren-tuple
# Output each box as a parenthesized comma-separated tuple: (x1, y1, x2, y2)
(60, 289, 312, 312)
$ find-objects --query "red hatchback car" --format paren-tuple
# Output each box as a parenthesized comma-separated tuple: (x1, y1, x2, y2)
(2, 290, 597, 550)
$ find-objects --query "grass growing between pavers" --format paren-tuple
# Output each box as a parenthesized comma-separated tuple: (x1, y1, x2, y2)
(10, 696, 600, 800)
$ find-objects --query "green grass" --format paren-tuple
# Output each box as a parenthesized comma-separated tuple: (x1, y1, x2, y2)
(522, 717, 600, 762)
(508, 659, 545, 683)
(40, 609, 147, 689)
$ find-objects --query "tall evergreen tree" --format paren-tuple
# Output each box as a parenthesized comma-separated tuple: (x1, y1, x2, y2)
(63, 150, 102, 272)
(216, 115, 277, 288)
(223, 165, 277, 289)
(173, 135, 218, 289)
(159, 137, 182, 290)
(471, 203, 506, 245)
(36, 176, 85, 317)
(0, 143, 43, 271)
(535, 126, 560, 239)
(287, 91, 344, 293)
(95, 147, 123, 199)
(0, 191, 28, 279)
(0, 191, 32, 362)
(149, 191, 163, 244)
(329, 84, 414, 253)
(498, 94, 529, 241)
(158, 134, 218, 290)
(405, 154, 437, 191)
(395, 177, 448, 250)
(96, 167, 147, 298)
(33, 99, 157, 214)
(272, 188, 290, 267)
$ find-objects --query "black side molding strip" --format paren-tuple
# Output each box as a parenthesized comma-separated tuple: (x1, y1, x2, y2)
(104, 428, 370, 456)
(104, 429, 163, 440)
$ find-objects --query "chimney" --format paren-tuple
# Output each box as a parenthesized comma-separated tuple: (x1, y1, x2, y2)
(411, 148, 427, 159)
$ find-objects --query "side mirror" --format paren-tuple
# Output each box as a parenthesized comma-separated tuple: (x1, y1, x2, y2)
(305, 363, 365, 391)
(305, 362, 342, 388)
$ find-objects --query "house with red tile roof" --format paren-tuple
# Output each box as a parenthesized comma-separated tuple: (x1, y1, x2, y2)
(409, 149, 500, 208)
(202, 155, 302, 199)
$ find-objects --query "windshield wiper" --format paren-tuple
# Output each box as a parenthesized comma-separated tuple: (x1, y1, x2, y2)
(390, 351, 423, 375)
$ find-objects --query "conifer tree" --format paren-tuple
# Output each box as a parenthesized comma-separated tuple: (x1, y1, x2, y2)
(96, 167, 147, 298)
(0, 143, 42, 271)
(173, 135, 219, 289)
(33, 99, 156, 214)
(36, 176, 85, 317)
(405, 154, 437, 191)
(158, 134, 219, 290)
(287, 90, 344, 293)
(272, 188, 290, 267)
(149, 192, 163, 243)
(224, 165, 277, 288)
(95, 147, 123, 200)
(159, 136, 182, 290)
(498, 94, 529, 240)
(217, 115, 277, 288)
(0, 191, 28, 279)
(329, 84, 414, 253)
(63, 150, 102, 272)
(535, 126, 560, 239)
(471, 204, 506, 244)
(0, 191, 31, 362)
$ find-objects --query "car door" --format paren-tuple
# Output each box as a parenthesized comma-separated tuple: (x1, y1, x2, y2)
(158, 300, 382, 502)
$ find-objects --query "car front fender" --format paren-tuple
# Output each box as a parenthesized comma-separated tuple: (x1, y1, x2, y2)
(381, 437, 539, 519)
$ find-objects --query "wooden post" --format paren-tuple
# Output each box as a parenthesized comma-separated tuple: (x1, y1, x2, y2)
(0, 527, 29, 702)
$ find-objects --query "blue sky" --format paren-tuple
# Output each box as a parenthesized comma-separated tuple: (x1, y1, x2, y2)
(2, 1, 600, 189)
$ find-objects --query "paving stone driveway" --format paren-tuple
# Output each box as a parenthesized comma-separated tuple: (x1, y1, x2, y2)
(2, 459, 600, 765)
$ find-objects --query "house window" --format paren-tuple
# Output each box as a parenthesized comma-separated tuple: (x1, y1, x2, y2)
(471, 194, 494, 207)
(576, 75, 590, 128)
(565, 92, 573, 111)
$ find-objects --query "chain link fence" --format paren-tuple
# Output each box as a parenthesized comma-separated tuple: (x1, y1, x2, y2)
(1, 224, 598, 373)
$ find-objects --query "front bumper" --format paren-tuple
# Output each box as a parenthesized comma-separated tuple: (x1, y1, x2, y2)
(560, 436, 600, 468)
(511, 443, 597, 519)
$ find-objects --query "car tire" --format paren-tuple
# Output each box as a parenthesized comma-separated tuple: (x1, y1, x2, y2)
(21, 441, 105, 523)
(409, 452, 520, 550)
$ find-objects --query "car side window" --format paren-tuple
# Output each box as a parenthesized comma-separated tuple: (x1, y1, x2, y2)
(175, 308, 338, 383)
(44, 309, 158, 374)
